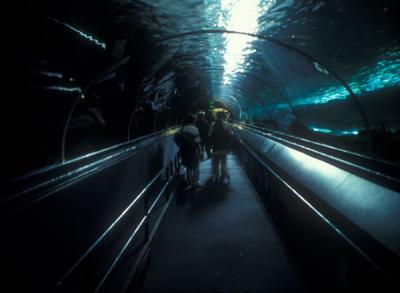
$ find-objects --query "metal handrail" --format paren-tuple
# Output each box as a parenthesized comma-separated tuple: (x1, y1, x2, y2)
(3, 127, 180, 214)
(235, 122, 400, 187)
(235, 137, 391, 281)
(94, 216, 148, 293)
(64, 125, 179, 166)
(96, 172, 175, 292)
(17, 125, 181, 181)
(238, 121, 398, 166)
(57, 162, 175, 290)
(121, 173, 176, 293)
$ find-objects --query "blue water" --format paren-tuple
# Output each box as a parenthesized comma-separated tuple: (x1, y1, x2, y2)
(132, 0, 398, 130)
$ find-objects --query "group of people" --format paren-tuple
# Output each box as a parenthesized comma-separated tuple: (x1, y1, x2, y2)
(174, 110, 232, 190)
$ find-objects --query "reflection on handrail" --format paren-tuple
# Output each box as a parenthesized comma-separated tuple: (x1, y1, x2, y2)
(14, 126, 180, 183)
(57, 167, 166, 288)
(148, 180, 171, 214)
(96, 172, 174, 292)
(237, 138, 390, 280)
(63, 125, 180, 172)
(235, 122, 400, 185)
(121, 173, 176, 292)
(237, 121, 397, 165)
(3, 126, 179, 217)
(9, 126, 179, 193)
(4, 146, 137, 206)
(94, 216, 148, 293)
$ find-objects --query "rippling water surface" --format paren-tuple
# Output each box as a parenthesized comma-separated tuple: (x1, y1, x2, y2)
(126, 0, 399, 130)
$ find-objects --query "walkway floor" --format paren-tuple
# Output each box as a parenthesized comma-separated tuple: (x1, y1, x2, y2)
(142, 154, 307, 292)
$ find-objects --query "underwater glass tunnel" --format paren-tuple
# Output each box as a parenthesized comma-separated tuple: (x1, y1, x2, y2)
(1, 1, 400, 292)
(1, 0, 399, 178)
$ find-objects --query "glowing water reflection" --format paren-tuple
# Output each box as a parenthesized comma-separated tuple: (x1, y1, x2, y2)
(32, 70, 63, 79)
(216, 0, 274, 96)
(298, 48, 400, 106)
(47, 17, 106, 49)
(311, 127, 359, 136)
(311, 127, 332, 134)
(218, 0, 260, 85)
(39, 86, 82, 93)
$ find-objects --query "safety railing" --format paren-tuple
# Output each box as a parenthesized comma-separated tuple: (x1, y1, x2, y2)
(0, 126, 182, 292)
(1, 126, 181, 216)
(56, 158, 180, 292)
(233, 126, 399, 290)
(235, 121, 400, 191)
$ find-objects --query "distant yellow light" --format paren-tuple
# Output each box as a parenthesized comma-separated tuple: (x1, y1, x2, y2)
(211, 107, 230, 119)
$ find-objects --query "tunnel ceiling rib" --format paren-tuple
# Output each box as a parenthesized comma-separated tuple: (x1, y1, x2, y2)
(3, 0, 399, 176)
(21, 1, 398, 126)
(40, 0, 398, 132)
(129, 0, 398, 132)
(154, 29, 373, 131)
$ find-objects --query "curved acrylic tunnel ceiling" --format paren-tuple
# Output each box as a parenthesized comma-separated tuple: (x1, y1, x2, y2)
(132, 0, 399, 131)
(140, 32, 379, 133)
(2, 0, 399, 178)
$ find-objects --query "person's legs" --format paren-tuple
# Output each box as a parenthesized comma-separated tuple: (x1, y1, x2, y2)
(198, 143, 203, 160)
(192, 165, 200, 187)
(205, 141, 212, 159)
(212, 154, 220, 179)
(184, 168, 193, 190)
(221, 153, 229, 180)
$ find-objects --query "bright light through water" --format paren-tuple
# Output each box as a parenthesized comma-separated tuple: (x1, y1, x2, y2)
(216, 0, 274, 103)
(213, 0, 399, 113)
(218, 0, 259, 85)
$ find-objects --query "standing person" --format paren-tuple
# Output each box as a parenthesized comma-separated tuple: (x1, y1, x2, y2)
(209, 111, 232, 181)
(206, 110, 214, 124)
(174, 114, 203, 190)
(195, 111, 211, 159)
